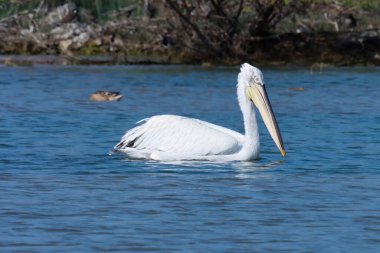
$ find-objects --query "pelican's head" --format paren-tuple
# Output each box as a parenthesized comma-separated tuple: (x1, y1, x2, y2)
(238, 63, 286, 157)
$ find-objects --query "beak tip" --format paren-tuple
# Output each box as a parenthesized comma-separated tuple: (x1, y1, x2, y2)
(281, 149, 286, 157)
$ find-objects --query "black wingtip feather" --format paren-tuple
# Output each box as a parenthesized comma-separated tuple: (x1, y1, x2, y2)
(116, 137, 139, 149)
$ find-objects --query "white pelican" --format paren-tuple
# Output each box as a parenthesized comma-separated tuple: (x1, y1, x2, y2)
(114, 63, 285, 161)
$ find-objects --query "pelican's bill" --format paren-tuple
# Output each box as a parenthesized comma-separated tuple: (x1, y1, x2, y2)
(246, 85, 286, 157)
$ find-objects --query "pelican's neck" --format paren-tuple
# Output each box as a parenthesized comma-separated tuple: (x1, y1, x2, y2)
(237, 77, 260, 158)
(243, 105, 258, 139)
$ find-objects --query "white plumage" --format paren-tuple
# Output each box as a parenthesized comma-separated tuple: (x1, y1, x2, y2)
(114, 63, 285, 161)
(116, 115, 245, 160)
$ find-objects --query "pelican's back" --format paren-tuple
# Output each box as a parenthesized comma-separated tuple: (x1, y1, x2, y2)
(115, 115, 243, 160)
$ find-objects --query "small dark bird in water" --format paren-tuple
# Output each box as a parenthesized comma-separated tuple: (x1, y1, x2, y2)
(90, 91, 123, 102)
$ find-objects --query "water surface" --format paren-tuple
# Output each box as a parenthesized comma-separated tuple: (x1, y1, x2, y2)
(1, 65, 380, 252)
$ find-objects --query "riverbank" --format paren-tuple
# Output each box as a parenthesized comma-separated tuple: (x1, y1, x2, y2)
(2, 29, 380, 67)
(1, 2, 379, 66)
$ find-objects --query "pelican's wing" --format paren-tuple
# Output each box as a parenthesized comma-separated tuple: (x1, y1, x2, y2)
(115, 115, 244, 158)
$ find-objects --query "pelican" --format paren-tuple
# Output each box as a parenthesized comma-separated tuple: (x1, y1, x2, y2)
(114, 63, 285, 161)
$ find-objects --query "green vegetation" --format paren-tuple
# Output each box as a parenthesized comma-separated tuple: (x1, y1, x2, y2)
(340, 0, 380, 9)
(76, 0, 140, 20)
(0, 0, 139, 20)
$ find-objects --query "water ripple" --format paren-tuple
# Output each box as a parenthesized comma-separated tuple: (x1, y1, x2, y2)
(0, 66, 379, 252)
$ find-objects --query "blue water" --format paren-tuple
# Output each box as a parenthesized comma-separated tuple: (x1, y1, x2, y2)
(1, 65, 379, 252)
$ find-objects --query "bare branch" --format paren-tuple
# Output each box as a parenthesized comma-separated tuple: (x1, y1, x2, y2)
(164, 0, 218, 54)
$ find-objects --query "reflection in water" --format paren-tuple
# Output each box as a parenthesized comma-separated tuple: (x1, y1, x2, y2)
(232, 160, 284, 179)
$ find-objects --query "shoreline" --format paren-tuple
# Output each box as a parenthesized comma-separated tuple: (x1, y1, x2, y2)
(1, 53, 379, 68)
(2, 29, 380, 68)
(1, 2, 379, 67)
(5, 54, 379, 68)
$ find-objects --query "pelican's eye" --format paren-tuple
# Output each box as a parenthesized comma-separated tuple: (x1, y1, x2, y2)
(254, 76, 263, 86)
